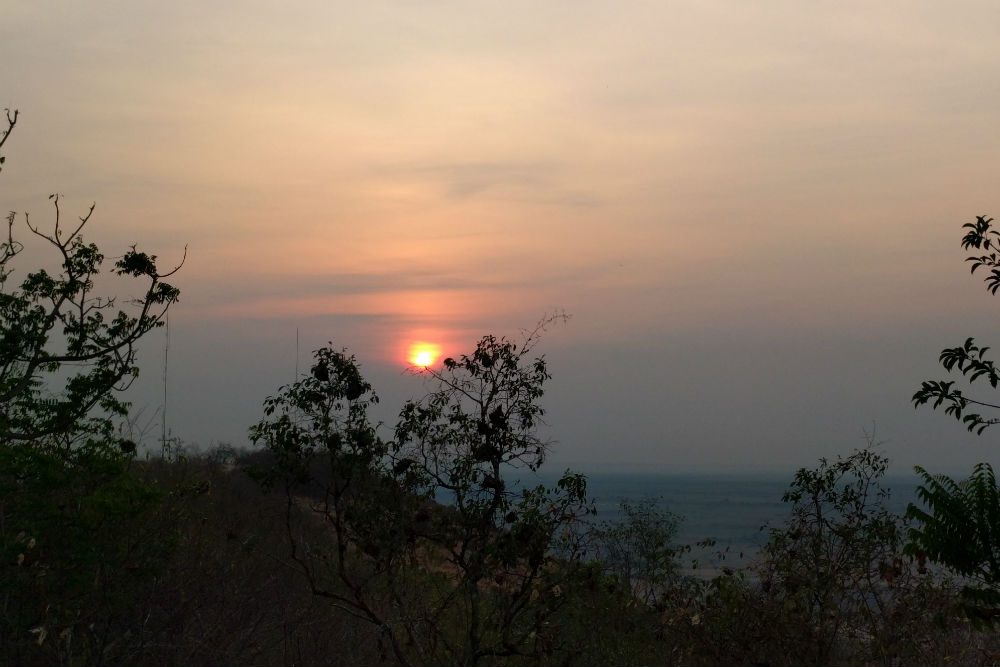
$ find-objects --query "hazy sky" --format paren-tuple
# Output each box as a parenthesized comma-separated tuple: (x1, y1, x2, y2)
(4, 1, 1000, 474)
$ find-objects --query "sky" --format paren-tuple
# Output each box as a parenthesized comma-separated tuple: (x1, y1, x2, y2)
(3, 1, 1000, 475)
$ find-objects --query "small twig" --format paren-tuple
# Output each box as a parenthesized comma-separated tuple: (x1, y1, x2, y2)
(0, 107, 17, 151)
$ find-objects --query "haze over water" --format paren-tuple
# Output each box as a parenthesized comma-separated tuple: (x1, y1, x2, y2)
(579, 471, 921, 567)
(4, 2, 1000, 474)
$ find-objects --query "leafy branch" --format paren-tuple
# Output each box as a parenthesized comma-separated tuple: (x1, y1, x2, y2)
(913, 215, 1000, 433)
(907, 463, 1000, 625)
(0, 114, 184, 448)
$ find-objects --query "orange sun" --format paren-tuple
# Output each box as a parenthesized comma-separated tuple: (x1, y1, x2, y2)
(408, 342, 442, 368)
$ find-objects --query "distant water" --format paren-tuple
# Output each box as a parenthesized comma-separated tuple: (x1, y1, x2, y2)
(521, 471, 922, 569)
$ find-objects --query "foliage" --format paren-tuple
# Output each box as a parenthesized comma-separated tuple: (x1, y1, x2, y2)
(0, 108, 184, 665)
(0, 200, 182, 450)
(587, 498, 684, 607)
(908, 463, 1000, 624)
(0, 446, 175, 665)
(251, 319, 594, 667)
(913, 214, 1000, 434)
(564, 451, 979, 667)
(909, 212, 1000, 627)
(0, 107, 182, 455)
(751, 449, 938, 667)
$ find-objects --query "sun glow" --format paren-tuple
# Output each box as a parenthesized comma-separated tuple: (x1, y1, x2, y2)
(408, 342, 442, 368)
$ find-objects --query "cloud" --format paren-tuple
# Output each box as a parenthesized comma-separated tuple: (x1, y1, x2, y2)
(372, 160, 601, 207)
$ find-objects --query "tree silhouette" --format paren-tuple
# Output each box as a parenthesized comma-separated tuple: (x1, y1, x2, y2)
(0, 108, 185, 663)
(913, 216, 1000, 434)
(909, 214, 1000, 624)
(252, 317, 593, 667)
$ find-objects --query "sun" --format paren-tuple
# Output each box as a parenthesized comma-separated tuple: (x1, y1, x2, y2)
(408, 342, 442, 368)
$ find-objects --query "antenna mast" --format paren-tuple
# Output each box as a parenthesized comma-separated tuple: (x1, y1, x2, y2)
(161, 312, 169, 457)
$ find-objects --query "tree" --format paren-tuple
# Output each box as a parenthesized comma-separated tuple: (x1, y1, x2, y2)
(0, 114, 183, 449)
(656, 450, 969, 667)
(0, 108, 184, 664)
(587, 498, 684, 608)
(758, 450, 896, 665)
(751, 449, 943, 667)
(909, 213, 1000, 625)
(251, 317, 594, 667)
